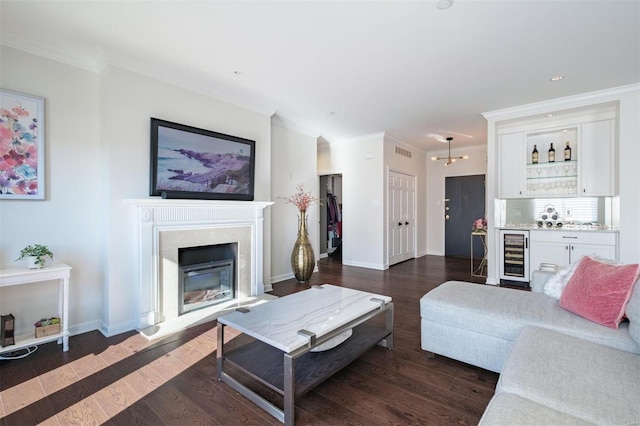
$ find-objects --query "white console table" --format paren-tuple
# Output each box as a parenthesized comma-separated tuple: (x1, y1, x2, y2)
(0, 263, 71, 354)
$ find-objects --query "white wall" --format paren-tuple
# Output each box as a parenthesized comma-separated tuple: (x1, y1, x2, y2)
(319, 134, 386, 269)
(0, 48, 275, 338)
(425, 145, 488, 256)
(383, 135, 428, 259)
(99, 65, 272, 335)
(0, 47, 102, 336)
(617, 90, 640, 263)
(270, 121, 319, 282)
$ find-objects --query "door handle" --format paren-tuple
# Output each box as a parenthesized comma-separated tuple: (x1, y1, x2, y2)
(445, 215, 450, 220)
(398, 222, 402, 226)
(405, 221, 409, 225)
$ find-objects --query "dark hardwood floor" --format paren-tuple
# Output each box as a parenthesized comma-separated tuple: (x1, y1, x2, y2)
(0, 255, 497, 425)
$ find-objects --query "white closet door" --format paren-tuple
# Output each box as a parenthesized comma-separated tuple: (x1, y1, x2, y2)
(388, 171, 416, 266)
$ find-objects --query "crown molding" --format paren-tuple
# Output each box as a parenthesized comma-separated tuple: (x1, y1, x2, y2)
(330, 132, 386, 145)
(483, 83, 640, 122)
(101, 52, 278, 117)
(1, 31, 105, 72)
(1, 31, 277, 117)
(384, 132, 427, 155)
(271, 114, 321, 138)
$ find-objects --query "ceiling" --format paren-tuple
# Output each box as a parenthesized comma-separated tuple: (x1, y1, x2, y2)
(1, 1, 638, 152)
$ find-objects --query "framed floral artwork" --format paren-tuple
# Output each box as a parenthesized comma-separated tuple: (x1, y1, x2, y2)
(0, 89, 45, 200)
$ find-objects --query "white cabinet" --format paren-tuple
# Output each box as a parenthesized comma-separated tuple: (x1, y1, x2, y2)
(529, 230, 617, 279)
(497, 118, 616, 199)
(0, 264, 71, 354)
(529, 240, 569, 269)
(498, 132, 525, 198)
(580, 119, 616, 196)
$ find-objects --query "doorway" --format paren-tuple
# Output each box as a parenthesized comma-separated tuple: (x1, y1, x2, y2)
(319, 174, 342, 262)
(445, 174, 485, 258)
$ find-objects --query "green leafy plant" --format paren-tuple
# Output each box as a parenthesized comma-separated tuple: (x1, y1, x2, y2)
(16, 244, 53, 266)
(34, 317, 60, 327)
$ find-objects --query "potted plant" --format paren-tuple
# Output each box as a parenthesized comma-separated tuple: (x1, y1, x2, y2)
(16, 244, 53, 269)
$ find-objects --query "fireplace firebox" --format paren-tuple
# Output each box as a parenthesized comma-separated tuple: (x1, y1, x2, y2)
(179, 258, 235, 314)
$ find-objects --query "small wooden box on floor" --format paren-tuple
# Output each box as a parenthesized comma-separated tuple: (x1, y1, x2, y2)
(35, 323, 60, 338)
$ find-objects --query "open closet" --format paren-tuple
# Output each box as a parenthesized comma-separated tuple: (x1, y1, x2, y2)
(319, 174, 342, 261)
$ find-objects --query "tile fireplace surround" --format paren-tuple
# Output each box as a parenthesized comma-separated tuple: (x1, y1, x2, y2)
(128, 199, 273, 338)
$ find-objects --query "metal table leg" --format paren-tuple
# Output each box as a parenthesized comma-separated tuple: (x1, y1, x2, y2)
(283, 354, 295, 426)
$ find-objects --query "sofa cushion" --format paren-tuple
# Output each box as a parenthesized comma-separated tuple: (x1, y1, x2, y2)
(497, 326, 640, 425)
(542, 259, 582, 300)
(420, 281, 638, 354)
(626, 278, 640, 348)
(560, 256, 640, 328)
(479, 393, 591, 426)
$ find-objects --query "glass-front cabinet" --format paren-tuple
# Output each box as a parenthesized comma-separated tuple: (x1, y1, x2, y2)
(525, 127, 578, 197)
(497, 119, 615, 199)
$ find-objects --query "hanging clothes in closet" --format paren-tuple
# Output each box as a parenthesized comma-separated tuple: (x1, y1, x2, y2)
(326, 192, 342, 250)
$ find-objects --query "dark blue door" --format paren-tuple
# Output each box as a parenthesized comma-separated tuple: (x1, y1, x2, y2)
(445, 175, 486, 258)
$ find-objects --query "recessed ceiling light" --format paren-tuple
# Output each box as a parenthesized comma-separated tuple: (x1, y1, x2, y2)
(327, 111, 336, 116)
(436, 0, 454, 9)
(550, 75, 564, 82)
(546, 113, 556, 117)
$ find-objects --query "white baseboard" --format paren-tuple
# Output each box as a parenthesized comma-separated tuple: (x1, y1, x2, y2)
(342, 260, 386, 270)
(99, 319, 137, 338)
(270, 265, 319, 284)
(68, 320, 101, 337)
(271, 272, 295, 283)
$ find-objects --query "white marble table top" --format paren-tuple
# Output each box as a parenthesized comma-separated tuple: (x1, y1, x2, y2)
(218, 284, 392, 353)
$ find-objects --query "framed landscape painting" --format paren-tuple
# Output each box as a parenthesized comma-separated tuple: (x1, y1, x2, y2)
(0, 89, 45, 200)
(149, 118, 256, 201)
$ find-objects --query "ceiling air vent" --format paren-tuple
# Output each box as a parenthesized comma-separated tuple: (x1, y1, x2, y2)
(395, 146, 412, 158)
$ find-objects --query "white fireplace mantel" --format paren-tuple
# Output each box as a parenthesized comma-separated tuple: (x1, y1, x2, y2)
(127, 199, 273, 331)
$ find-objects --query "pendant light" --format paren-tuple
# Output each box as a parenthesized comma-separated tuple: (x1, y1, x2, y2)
(430, 137, 468, 166)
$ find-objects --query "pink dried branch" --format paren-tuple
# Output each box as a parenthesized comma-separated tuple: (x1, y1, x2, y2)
(279, 184, 318, 212)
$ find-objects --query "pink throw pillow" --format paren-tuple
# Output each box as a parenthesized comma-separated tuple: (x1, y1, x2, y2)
(560, 256, 640, 328)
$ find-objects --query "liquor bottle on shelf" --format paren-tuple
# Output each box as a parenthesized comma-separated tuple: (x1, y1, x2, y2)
(548, 143, 555, 162)
(564, 141, 571, 161)
(532, 144, 539, 164)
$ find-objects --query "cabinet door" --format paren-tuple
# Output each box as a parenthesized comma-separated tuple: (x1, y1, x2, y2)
(581, 120, 615, 196)
(498, 132, 525, 198)
(570, 244, 617, 263)
(530, 241, 570, 279)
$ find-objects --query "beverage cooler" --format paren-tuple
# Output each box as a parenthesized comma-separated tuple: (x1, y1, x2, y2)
(499, 230, 530, 285)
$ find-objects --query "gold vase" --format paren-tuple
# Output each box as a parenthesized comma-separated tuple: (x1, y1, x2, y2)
(291, 210, 315, 282)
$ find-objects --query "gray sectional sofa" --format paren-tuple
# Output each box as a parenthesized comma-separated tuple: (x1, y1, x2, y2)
(420, 272, 640, 424)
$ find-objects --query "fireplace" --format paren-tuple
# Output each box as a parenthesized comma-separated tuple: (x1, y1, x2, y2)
(180, 259, 234, 314)
(179, 243, 237, 314)
(128, 199, 273, 333)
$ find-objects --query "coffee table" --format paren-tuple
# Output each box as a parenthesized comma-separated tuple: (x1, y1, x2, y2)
(217, 284, 393, 425)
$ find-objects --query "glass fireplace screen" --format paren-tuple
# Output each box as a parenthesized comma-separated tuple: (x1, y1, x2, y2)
(179, 259, 234, 314)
